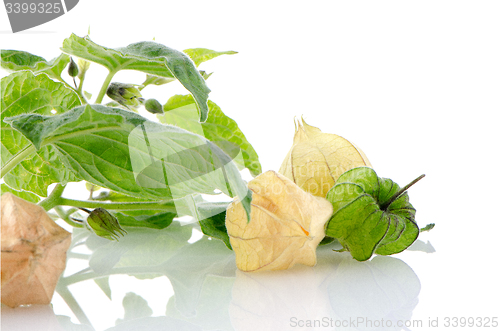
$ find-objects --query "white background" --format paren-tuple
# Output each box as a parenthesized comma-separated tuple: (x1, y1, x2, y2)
(1, 1, 500, 330)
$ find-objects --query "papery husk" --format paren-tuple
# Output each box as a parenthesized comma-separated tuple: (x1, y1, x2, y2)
(225, 171, 333, 272)
(1, 193, 71, 307)
(279, 118, 371, 198)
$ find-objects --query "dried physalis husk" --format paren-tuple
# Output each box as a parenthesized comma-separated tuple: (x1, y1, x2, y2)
(1, 193, 72, 307)
(225, 171, 333, 272)
(279, 118, 372, 198)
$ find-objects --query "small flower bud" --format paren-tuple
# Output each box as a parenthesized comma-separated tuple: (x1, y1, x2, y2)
(144, 98, 164, 114)
(106, 82, 145, 110)
(85, 208, 127, 241)
(68, 57, 79, 77)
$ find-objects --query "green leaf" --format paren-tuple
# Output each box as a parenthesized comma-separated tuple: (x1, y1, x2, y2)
(93, 190, 177, 228)
(325, 167, 422, 261)
(1, 71, 81, 196)
(114, 210, 176, 229)
(199, 211, 231, 250)
(0, 183, 40, 203)
(159, 95, 262, 177)
(140, 74, 175, 89)
(5, 104, 251, 214)
(183, 48, 238, 67)
(60, 34, 210, 121)
(93, 190, 152, 203)
(1, 50, 70, 80)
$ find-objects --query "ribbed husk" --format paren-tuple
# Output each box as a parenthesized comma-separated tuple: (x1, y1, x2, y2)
(279, 118, 371, 198)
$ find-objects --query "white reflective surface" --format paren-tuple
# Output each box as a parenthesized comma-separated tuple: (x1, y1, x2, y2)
(2, 0, 500, 330)
(3, 226, 435, 331)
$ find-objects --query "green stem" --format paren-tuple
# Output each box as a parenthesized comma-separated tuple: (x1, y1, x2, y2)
(38, 184, 66, 211)
(68, 84, 89, 105)
(54, 74, 88, 105)
(58, 197, 177, 212)
(54, 206, 84, 228)
(77, 75, 84, 93)
(0, 144, 36, 178)
(95, 69, 117, 104)
(380, 174, 425, 210)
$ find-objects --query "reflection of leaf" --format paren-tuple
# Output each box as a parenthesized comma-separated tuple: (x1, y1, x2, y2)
(326, 167, 421, 261)
(115, 292, 153, 325)
(115, 224, 192, 269)
(407, 239, 436, 253)
(61, 227, 236, 330)
(89, 224, 192, 275)
(162, 238, 235, 317)
(88, 240, 130, 275)
(1, 71, 81, 196)
(166, 275, 235, 331)
(94, 277, 112, 300)
(56, 315, 94, 331)
(61, 34, 210, 121)
(105, 316, 201, 331)
(1, 50, 70, 80)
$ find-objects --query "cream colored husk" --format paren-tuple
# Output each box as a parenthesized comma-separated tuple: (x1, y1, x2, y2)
(279, 118, 371, 198)
(225, 171, 333, 272)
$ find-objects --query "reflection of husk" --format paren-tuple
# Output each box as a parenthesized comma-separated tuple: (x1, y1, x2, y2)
(225, 171, 333, 272)
(229, 250, 421, 331)
(279, 118, 371, 198)
(229, 266, 332, 331)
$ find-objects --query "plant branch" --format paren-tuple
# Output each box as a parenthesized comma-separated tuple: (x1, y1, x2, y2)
(54, 206, 84, 228)
(95, 69, 117, 104)
(380, 174, 425, 210)
(38, 184, 66, 211)
(57, 197, 177, 212)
